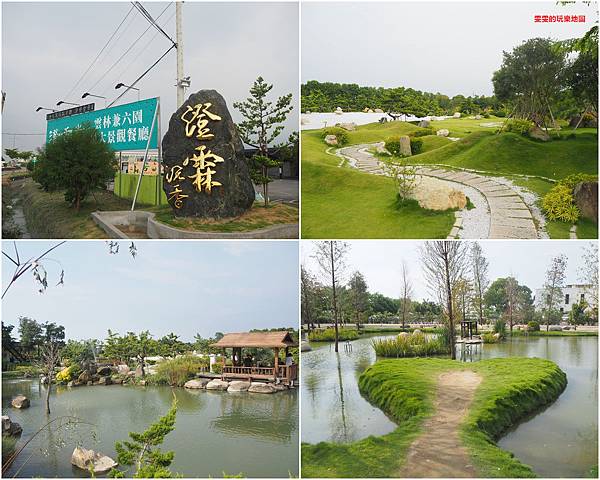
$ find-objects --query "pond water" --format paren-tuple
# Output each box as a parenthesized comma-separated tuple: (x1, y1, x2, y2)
(301, 335, 397, 444)
(302, 334, 597, 478)
(2, 381, 298, 478)
(458, 335, 598, 478)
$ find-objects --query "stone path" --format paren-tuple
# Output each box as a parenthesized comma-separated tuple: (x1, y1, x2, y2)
(339, 144, 539, 239)
(398, 370, 482, 478)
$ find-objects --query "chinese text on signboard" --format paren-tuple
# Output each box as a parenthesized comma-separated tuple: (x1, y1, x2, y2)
(46, 98, 159, 151)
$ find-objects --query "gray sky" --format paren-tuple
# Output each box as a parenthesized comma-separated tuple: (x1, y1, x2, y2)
(2, 1, 299, 152)
(302, 241, 595, 301)
(302, 1, 597, 97)
(2, 241, 299, 341)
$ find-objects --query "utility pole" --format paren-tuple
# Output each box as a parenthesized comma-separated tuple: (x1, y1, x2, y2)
(175, 1, 186, 108)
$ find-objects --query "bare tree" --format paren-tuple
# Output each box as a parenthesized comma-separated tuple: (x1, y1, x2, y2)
(579, 243, 598, 312)
(470, 242, 489, 325)
(313, 241, 349, 353)
(301, 265, 317, 332)
(36, 341, 62, 415)
(399, 262, 413, 330)
(542, 254, 568, 331)
(421, 241, 469, 359)
(348, 271, 369, 330)
(454, 276, 473, 324)
(505, 276, 519, 333)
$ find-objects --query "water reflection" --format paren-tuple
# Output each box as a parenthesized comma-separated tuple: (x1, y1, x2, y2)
(2, 382, 298, 478)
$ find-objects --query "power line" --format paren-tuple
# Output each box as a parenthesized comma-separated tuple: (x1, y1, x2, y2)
(108, 43, 176, 107)
(100, 9, 176, 98)
(86, 2, 172, 94)
(132, 2, 176, 46)
(63, 4, 135, 101)
(2, 133, 45, 136)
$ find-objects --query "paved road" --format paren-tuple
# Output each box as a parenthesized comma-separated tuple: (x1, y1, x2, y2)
(262, 179, 299, 204)
(340, 144, 539, 239)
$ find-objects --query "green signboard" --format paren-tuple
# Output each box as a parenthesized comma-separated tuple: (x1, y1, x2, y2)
(46, 97, 159, 151)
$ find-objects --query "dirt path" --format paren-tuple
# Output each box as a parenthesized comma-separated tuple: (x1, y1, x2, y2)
(399, 370, 482, 478)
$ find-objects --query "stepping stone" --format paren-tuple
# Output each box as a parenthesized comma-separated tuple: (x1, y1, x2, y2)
(490, 215, 536, 229)
(489, 224, 537, 239)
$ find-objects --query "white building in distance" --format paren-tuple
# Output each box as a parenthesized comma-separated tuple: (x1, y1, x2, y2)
(534, 284, 596, 316)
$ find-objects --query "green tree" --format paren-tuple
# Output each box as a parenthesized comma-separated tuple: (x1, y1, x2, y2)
(493, 38, 566, 126)
(569, 299, 591, 327)
(347, 271, 369, 329)
(4, 148, 34, 161)
(111, 399, 178, 478)
(541, 254, 568, 331)
(32, 123, 117, 210)
(18, 316, 43, 359)
(234, 77, 293, 206)
(158, 333, 186, 358)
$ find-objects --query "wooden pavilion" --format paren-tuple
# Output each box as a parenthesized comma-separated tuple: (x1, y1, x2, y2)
(460, 319, 478, 339)
(210, 331, 298, 385)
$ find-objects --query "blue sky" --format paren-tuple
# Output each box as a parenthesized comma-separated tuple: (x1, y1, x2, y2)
(2, 240, 299, 342)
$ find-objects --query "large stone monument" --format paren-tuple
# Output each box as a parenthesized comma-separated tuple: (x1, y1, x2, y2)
(162, 90, 255, 218)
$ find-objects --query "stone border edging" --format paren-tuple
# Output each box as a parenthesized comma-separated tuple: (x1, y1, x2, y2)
(92, 211, 299, 239)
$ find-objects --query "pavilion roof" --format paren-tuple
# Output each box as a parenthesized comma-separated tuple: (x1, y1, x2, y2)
(210, 331, 297, 349)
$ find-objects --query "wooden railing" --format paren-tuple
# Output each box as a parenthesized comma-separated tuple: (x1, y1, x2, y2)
(222, 364, 298, 381)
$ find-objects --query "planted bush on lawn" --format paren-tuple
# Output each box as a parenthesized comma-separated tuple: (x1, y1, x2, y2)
(505, 119, 534, 136)
(308, 328, 359, 342)
(321, 127, 349, 146)
(372, 332, 449, 357)
(542, 173, 598, 223)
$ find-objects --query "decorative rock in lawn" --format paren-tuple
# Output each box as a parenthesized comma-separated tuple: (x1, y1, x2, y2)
(574, 181, 598, 222)
(206, 379, 230, 391)
(184, 379, 210, 389)
(453, 112, 461, 118)
(418, 120, 430, 128)
(11, 395, 30, 409)
(409, 176, 466, 211)
(248, 382, 276, 394)
(227, 381, 251, 393)
(162, 90, 255, 218)
(325, 135, 338, 146)
(336, 122, 356, 131)
(2, 416, 22, 437)
(334, 107, 343, 114)
(374, 108, 384, 113)
(398, 136, 412, 156)
(71, 447, 118, 474)
(436, 129, 450, 137)
(528, 125, 550, 142)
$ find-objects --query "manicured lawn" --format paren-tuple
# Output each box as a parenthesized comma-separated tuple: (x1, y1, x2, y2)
(302, 357, 567, 478)
(301, 131, 455, 239)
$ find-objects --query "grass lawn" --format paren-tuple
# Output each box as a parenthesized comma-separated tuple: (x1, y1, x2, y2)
(301, 130, 455, 238)
(302, 117, 597, 238)
(151, 202, 298, 232)
(301, 357, 566, 478)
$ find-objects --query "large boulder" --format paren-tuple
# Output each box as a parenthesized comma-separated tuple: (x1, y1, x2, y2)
(398, 136, 412, 157)
(206, 379, 229, 391)
(409, 176, 467, 211)
(11, 395, 30, 409)
(98, 376, 112, 386)
(374, 108, 384, 113)
(162, 90, 255, 218)
(117, 364, 130, 375)
(528, 125, 550, 142)
(71, 447, 118, 474)
(248, 382, 276, 394)
(97, 366, 112, 377)
(334, 107, 343, 115)
(569, 114, 598, 128)
(184, 378, 210, 389)
(324, 135, 338, 146)
(227, 381, 251, 393)
(436, 129, 450, 137)
(418, 120, 430, 128)
(134, 365, 144, 378)
(2, 416, 22, 437)
(573, 181, 598, 222)
(453, 112, 461, 118)
(78, 371, 92, 384)
(336, 122, 356, 131)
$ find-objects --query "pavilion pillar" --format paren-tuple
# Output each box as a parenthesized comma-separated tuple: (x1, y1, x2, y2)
(222, 348, 226, 379)
(274, 347, 279, 382)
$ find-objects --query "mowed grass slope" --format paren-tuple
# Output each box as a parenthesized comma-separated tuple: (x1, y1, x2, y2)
(301, 129, 455, 238)
(302, 357, 567, 478)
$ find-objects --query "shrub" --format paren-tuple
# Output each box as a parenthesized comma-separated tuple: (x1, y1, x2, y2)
(151, 355, 209, 387)
(558, 173, 598, 190)
(410, 137, 423, 155)
(481, 333, 498, 344)
(528, 321, 540, 332)
(56, 364, 81, 382)
(493, 110, 507, 117)
(505, 119, 533, 136)
(371, 332, 449, 358)
(482, 112, 490, 118)
(26, 160, 35, 172)
(321, 127, 349, 146)
(410, 128, 435, 138)
(542, 184, 580, 223)
(308, 328, 359, 342)
(385, 136, 405, 156)
(493, 318, 506, 337)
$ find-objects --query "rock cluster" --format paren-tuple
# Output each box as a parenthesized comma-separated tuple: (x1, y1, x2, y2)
(71, 447, 117, 474)
(183, 377, 289, 394)
(436, 129, 450, 137)
(11, 395, 30, 409)
(2, 415, 22, 437)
